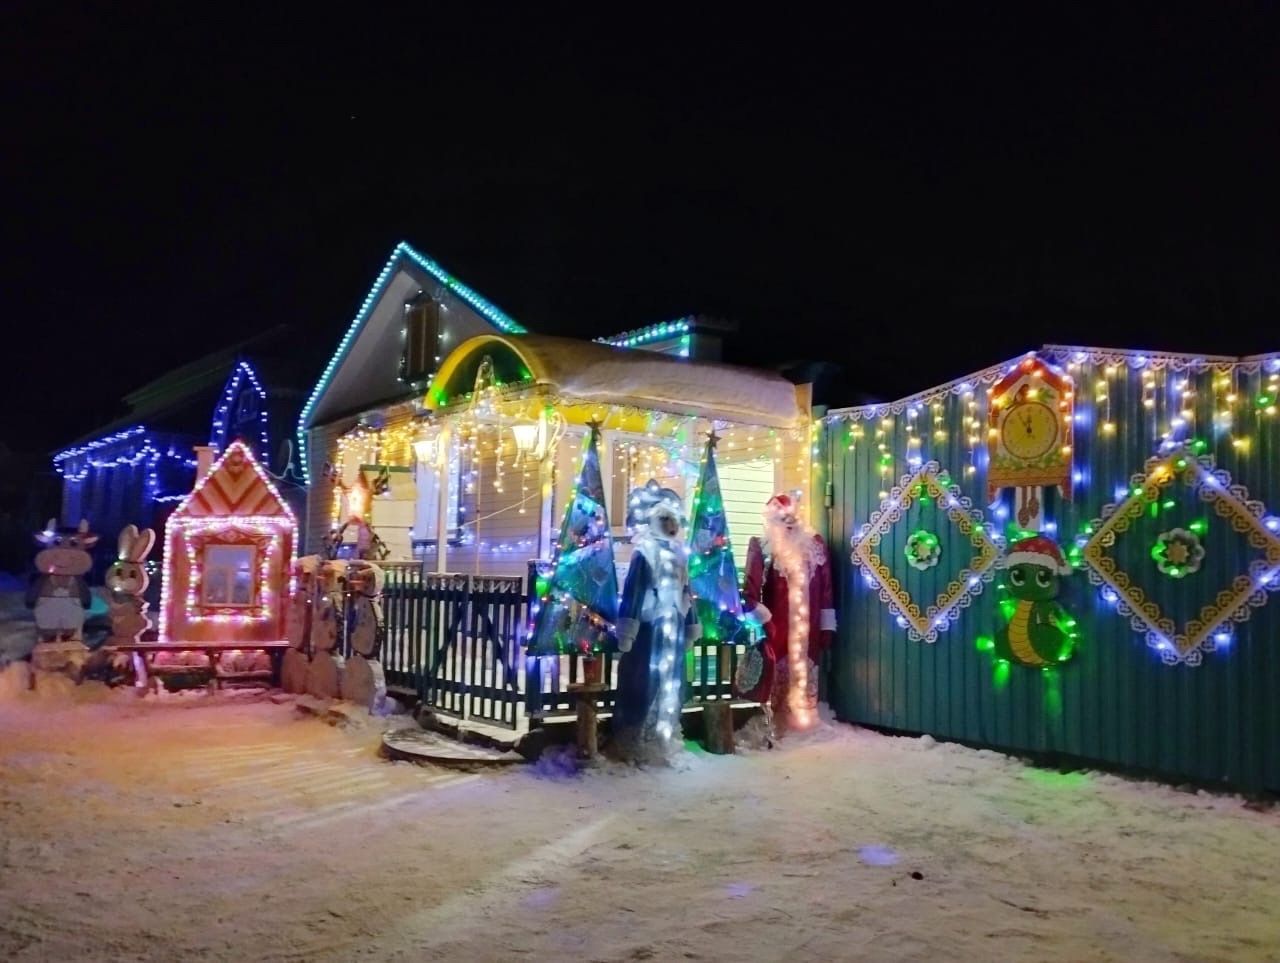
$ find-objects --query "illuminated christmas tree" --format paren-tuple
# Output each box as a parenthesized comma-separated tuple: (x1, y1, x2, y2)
(527, 422, 619, 656)
(688, 430, 743, 644)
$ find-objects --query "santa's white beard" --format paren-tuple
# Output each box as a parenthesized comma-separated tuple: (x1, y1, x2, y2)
(763, 520, 819, 727)
(766, 522, 821, 581)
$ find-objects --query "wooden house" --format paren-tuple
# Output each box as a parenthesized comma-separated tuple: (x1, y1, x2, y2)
(299, 242, 813, 575)
(159, 441, 297, 646)
(294, 242, 814, 733)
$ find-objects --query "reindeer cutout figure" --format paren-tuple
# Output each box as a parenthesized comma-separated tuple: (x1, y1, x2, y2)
(27, 519, 99, 642)
(105, 524, 156, 645)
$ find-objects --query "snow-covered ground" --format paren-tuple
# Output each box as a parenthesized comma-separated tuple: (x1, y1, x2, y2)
(0, 687, 1277, 962)
(0, 588, 36, 666)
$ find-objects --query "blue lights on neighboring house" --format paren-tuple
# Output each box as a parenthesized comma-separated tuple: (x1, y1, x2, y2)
(51, 359, 286, 575)
(210, 360, 270, 463)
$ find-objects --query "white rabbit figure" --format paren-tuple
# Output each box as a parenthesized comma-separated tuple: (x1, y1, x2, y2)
(105, 524, 156, 645)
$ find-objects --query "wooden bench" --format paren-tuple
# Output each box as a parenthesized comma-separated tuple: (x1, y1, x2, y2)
(106, 642, 292, 694)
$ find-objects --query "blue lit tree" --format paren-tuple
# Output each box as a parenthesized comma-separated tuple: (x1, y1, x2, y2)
(527, 423, 619, 656)
(688, 430, 743, 644)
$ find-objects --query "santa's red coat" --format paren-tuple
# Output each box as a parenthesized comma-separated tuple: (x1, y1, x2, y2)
(743, 533, 837, 670)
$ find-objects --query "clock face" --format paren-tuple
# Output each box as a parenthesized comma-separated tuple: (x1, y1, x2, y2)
(1001, 401, 1059, 460)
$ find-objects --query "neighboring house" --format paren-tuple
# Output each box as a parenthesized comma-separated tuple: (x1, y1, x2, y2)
(51, 324, 318, 576)
(298, 242, 814, 577)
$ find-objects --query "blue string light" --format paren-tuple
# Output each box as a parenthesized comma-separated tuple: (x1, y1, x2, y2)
(53, 426, 146, 464)
(296, 241, 527, 483)
(596, 318, 692, 355)
(210, 360, 269, 462)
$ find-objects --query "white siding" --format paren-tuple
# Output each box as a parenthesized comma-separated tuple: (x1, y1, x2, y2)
(718, 457, 774, 570)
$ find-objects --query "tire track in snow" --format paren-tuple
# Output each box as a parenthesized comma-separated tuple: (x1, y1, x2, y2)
(156, 739, 481, 836)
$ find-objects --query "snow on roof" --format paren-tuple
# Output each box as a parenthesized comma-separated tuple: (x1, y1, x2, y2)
(449, 334, 804, 428)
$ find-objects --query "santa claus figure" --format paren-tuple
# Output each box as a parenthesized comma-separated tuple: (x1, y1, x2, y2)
(740, 493, 836, 733)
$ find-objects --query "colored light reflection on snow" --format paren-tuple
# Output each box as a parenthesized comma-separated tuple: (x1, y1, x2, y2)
(857, 845, 899, 867)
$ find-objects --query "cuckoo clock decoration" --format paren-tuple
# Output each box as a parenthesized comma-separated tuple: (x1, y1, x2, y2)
(987, 355, 1074, 528)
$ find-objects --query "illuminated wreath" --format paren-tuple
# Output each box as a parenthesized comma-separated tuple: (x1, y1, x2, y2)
(1151, 528, 1205, 579)
(904, 530, 942, 571)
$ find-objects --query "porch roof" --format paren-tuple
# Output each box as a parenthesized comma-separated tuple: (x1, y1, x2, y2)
(430, 334, 806, 428)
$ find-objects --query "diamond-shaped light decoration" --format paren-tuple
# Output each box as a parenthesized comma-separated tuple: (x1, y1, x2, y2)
(1082, 449, 1280, 665)
(851, 461, 1004, 642)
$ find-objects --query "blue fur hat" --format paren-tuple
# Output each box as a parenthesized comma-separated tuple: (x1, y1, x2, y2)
(625, 479, 684, 531)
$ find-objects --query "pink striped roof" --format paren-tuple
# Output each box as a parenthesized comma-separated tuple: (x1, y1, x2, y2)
(173, 442, 289, 518)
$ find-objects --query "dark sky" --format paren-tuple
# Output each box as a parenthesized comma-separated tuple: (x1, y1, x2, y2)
(4, 6, 1278, 453)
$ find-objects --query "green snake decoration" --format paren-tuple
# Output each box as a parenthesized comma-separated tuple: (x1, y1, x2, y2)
(992, 535, 1078, 668)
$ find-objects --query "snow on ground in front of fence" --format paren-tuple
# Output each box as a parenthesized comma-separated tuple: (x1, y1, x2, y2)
(1, 687, 1278, 961)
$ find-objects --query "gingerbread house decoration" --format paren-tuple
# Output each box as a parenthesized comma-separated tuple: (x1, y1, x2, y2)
(159, 441, 297, 645)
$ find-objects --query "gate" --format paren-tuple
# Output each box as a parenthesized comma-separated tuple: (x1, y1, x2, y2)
(378, 564, 526, 729)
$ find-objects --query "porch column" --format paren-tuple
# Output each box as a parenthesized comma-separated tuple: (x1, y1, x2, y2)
(435, 424, 452, 574)
(537, 448, 555, 561)
(598, 429, 615, 524)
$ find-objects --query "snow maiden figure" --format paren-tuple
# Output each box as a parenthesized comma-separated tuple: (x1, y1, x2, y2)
(741, 493, 836, 735)
(613, 482, 700, 764)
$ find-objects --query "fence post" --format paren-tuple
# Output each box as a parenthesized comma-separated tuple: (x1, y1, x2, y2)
(461, 575, 472, 722)
(524, 559, 542, 721)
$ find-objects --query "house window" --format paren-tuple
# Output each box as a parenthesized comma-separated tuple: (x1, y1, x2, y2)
(234, 389, 258, 423)
(411, 437, 463, 551)
(201, 544, 257, 607)
(401, 293, 442, 385)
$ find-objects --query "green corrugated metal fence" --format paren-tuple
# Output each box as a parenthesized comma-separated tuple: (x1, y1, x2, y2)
(820, 346, 1280, 791)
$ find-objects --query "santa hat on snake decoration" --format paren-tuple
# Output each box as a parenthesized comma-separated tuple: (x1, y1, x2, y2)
(1000, 535, 1072, 575)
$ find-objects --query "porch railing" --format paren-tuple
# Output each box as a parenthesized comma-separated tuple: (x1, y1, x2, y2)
(522, 644, 745, 719)
(364, 559, 749, 733)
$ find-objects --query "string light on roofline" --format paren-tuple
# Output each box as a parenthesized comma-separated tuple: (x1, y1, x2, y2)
(210, 360, 270, 462)
(596, 318, 693, 351)
(296, 241, 527, 483)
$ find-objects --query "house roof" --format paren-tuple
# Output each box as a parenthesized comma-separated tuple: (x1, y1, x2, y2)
(171, 441, 293, 519)
(296, 241, 529, 479)
(430, 334, 805, 428)
(60, 323, 317, 449)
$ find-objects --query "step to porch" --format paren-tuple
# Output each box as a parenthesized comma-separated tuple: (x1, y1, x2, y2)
(381, 727, 526, 768)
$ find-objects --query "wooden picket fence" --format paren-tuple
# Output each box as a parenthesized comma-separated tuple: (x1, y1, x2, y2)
(369, 561, 746, 732)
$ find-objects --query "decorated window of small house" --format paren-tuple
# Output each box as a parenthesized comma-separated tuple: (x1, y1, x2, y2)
(200, 544, 258, 607)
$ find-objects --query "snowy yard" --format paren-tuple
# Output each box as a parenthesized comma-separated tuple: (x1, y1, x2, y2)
(1, 688, 1277, 962)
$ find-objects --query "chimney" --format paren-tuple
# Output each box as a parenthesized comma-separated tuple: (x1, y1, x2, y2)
(194, 446, 216, 483)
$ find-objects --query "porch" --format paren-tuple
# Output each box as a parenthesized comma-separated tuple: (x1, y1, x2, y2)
(309, 334, 811, 734)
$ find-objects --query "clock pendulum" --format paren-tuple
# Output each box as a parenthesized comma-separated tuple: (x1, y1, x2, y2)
(1018, 486, 1041, 530)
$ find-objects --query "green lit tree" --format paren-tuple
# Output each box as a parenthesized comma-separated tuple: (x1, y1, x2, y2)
(687, 430, 743, 644)
(527, 422, 619, 656)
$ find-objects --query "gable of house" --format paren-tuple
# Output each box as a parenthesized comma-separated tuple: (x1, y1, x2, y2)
(297, 242, 528, 478)
(171, 441, 292, 520)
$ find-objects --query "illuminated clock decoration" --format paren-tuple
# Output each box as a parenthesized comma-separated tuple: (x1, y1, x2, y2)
(1001, 400, 1059, 460)
(987, 354, 1074, 529)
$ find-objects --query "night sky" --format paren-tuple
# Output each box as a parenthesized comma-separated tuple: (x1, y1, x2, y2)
(4, 7, 1277, 454)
